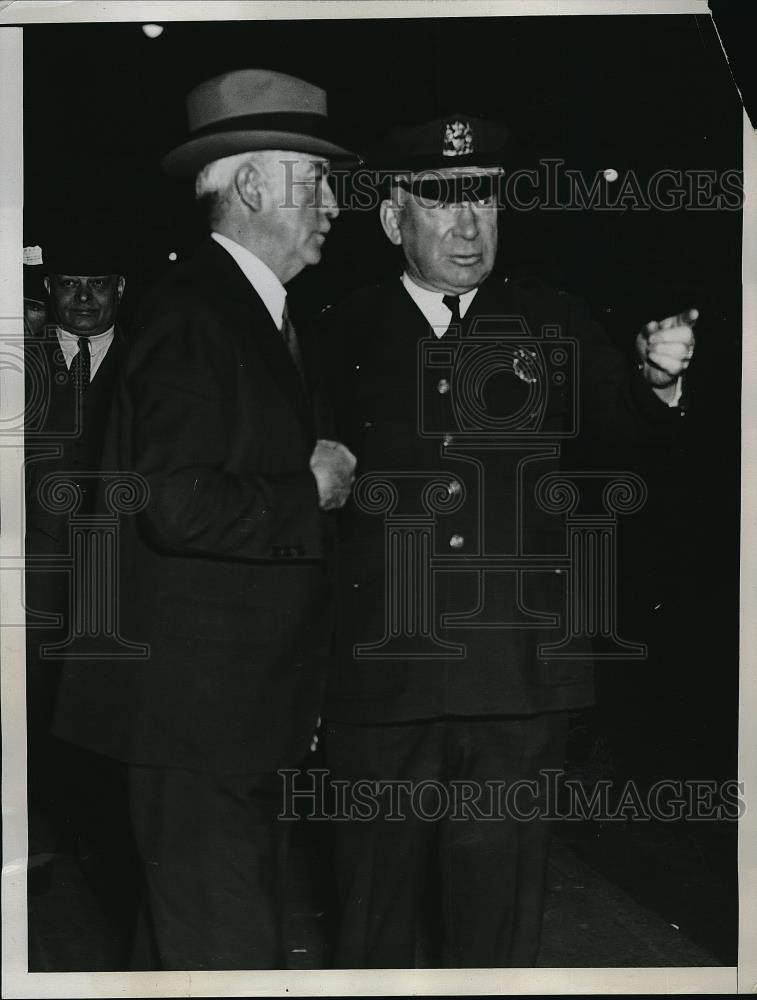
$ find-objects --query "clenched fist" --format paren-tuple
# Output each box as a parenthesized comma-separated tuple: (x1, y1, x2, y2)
(310, 439, 357, 511)
(636, 308, 697, 403)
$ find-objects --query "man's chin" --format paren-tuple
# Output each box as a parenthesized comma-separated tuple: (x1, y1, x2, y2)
(444, 264, 489, 293)
(66, 323, 103, 336)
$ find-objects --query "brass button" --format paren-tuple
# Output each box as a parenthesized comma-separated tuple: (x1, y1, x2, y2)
(447, 480, 462, 496)
(437, 378, 450, 394)
(449, 534, 464, 549)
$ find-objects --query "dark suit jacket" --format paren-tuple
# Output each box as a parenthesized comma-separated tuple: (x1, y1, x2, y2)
(54, 239, 332, 774)
(317, 274, 683, 724)
(25, 326, 126, 549)
(25, 327, 125, 643)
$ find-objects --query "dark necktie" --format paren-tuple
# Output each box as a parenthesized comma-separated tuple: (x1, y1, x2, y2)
(70, 336, 91, 393)
(281, 300, 306, 385)
(443, 294, 461, 328)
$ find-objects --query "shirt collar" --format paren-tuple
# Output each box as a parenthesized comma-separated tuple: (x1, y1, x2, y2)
(212, 231, 287, 330)
(57, 325, 114, 347)
(401, 272, 478, 337)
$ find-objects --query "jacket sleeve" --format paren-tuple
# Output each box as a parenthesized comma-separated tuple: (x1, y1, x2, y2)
(124, 298, 323, 562)
(565, 290, 685, 446)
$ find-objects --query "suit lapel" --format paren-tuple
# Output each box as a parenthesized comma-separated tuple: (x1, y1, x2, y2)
(194, 239, 314, 435)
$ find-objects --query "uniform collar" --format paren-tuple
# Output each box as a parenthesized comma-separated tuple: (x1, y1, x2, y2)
(400, 272, 478, 337)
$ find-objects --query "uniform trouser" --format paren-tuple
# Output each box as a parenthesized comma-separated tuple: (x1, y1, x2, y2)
(127, 764, 288, 970)
(326, 711, 569, 969)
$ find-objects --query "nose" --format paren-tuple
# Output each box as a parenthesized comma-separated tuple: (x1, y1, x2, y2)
(76, 282, 92, 303)
(454, 203, 479, 240)
(320, 177, 340, 221)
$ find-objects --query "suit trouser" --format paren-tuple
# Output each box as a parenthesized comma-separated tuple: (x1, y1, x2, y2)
(127, 764, 288, 970)
(326, 711, 569, 968)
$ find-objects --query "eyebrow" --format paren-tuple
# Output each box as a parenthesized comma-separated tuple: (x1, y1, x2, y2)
(54, 274, 113, 281)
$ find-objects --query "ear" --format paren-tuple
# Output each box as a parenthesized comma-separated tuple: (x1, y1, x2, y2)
(235, 160, 265, 213)
(116, 276, 126, 301)
(43, 276, 51, 296)
(380, 199, 404, 247)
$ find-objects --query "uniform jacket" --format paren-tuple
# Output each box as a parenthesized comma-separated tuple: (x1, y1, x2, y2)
(317, 274, 683, 724)
(54, 238, 333, 773)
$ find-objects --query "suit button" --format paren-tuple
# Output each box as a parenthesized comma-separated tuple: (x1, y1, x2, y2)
(437, 378, 450, 394)
(449, 534, 464, 549)
(447, 480, 462, 497)
(442, 433, 454, 447)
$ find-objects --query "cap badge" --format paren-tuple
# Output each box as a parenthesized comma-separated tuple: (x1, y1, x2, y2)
(443, 119, 474, 158)
(23, 245, 43, 266)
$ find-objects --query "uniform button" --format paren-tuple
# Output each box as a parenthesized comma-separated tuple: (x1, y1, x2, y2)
(449, 534, 464, 549)
(437, 378, 450, 394)
(447, 480, 462, 496)
(442, 433, 454, 447)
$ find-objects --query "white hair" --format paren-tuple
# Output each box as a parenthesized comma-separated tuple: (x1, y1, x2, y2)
(195, 150, 280, 225)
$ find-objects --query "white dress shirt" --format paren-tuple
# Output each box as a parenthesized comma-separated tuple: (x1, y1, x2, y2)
(400, 272, 477, 337)
(57, 326, 114, 380)
(211, 231, 287, 330)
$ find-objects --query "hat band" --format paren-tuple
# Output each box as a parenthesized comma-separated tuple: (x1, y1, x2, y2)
(190, 111, 333, 142)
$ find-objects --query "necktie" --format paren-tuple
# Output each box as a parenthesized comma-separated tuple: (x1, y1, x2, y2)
(443, 294, 461, 328)
(70, 336, 91, 393)
(281, 300, 306, 385)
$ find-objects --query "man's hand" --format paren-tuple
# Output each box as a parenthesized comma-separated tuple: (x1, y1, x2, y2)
(310, 439, 357, 511)
(635, 308, 697, 404)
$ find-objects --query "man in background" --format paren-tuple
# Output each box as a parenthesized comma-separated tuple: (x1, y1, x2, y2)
(25, 222, 128, 899)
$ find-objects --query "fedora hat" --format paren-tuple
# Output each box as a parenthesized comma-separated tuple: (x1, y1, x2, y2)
(163, 69, 356, 176)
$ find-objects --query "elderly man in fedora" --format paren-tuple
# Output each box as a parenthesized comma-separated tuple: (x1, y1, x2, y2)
(53, 69, 356, 970)
(318, 114, 696, 968)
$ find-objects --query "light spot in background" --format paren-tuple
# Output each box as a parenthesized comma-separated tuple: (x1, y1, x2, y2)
(603, 167, 619, 183)
(142, 24, 164, 39)
(168, 251, 178, 262)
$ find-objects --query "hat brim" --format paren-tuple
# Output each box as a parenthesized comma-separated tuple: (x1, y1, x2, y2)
(163, 130, 358, 176)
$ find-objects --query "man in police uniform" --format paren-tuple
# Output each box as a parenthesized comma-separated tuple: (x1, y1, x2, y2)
(319, 115, 696, 967)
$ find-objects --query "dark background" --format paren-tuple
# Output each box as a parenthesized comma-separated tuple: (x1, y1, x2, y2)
(22, 12, 742, 964)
